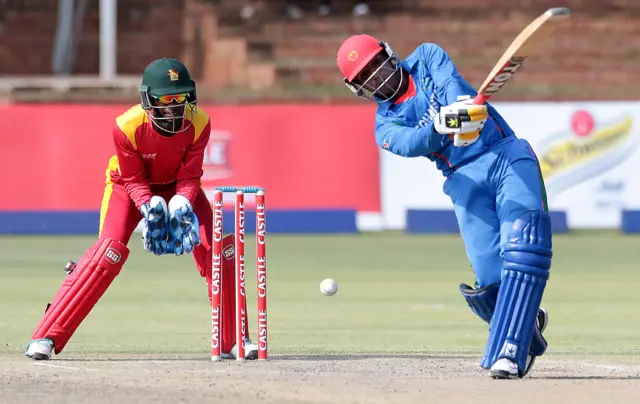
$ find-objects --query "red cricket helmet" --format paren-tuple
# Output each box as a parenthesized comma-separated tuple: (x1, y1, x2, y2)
(337, 34, 383, 82)
(336, 34, 404, 102)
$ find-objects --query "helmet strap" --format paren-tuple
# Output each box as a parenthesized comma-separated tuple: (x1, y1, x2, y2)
(139, 85, 152, 110)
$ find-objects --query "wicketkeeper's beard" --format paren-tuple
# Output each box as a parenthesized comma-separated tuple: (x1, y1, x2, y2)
(152, 106, 185, 134)
(156, 117, 183, 133)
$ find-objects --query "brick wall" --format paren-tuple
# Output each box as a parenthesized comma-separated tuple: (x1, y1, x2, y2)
(0, 0, 185, 75)
(258, 4, 640, 100)
(1, 1, 638, 101)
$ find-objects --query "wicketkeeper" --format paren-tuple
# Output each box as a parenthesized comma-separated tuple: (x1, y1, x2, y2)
(337, 35, 551, 379)
(25, 58, 258, 361)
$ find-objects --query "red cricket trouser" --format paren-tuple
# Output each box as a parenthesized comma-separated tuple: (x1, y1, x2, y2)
(98, 182, 213, 277)
(32, 181, 246, 355)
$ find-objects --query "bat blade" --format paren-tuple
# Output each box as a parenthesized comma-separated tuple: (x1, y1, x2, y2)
(473, 7, 571, 105)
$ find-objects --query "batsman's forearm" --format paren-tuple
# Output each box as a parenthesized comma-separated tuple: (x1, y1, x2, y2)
(441, 76, 479, 106)
(376, 123, 442, 157)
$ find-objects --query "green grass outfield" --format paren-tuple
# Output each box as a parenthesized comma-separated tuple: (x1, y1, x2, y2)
(1, 232, 639, 357)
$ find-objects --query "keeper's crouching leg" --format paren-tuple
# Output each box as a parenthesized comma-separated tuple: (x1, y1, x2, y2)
(199, 234, 256, 360)
(28, 238, 129, 357)
(480, 211, 552, 378)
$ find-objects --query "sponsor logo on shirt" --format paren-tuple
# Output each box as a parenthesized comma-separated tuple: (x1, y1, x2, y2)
(416, 93, 440, 128)
(141, 153, 158, 160)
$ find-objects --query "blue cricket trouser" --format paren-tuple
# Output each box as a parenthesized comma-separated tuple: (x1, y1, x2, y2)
(443, 137, 548, 287)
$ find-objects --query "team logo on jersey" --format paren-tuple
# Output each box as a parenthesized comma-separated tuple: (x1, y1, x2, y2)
(167, 68, 179, 82)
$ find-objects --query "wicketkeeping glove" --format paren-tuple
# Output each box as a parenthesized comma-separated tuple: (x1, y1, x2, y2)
(434, 95, 488, 147)
(140, 196, 171, 255)
(167, 195, 201, 255)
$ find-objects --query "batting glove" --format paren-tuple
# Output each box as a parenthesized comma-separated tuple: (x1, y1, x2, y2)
(434, 95, 488, 147)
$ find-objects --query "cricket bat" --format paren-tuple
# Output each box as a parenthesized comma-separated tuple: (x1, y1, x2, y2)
(473, 7, 571, 105)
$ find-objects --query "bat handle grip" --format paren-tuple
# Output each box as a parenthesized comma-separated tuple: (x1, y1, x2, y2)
(472, 94, 489, 105)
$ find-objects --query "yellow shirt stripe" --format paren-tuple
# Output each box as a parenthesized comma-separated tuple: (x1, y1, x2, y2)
(115, 104, 147, 150)
(190, 107, 210, 144)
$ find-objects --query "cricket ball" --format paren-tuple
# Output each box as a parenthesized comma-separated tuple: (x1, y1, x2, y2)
(320, 278, 338, 296)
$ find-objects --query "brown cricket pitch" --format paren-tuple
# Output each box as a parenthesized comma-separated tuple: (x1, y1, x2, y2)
(1, 353, 639, 404)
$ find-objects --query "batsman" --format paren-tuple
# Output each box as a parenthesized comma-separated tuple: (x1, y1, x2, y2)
(337, 35, 551, 379)
(25, 58, 258, 361)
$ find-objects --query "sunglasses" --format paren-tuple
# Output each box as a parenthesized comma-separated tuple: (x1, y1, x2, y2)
(154, 93, 188, 105)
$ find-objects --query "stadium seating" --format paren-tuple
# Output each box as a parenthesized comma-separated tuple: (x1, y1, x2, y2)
(0, 0, 639, 101)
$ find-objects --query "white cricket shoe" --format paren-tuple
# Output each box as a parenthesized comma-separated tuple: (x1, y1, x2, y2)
(25, 338, 54, 360)
(222, 337, 259, 360)
(490, 308, 549, 379)
(490, 358, 520, 379)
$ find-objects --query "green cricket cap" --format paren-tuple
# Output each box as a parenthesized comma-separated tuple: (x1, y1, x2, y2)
(141, 58, 195, 97)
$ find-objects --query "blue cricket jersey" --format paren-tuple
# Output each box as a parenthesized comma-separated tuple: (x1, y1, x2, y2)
(375, 43, 516, 176)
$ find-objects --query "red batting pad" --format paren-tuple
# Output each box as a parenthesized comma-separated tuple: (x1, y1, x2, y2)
(209, 234, 250, 354)
(31, 238, 129, 354)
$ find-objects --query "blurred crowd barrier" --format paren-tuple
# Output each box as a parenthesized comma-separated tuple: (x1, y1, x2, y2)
(0, 1, 639, 235)
(1, 101, 640, 235)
